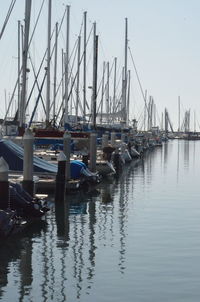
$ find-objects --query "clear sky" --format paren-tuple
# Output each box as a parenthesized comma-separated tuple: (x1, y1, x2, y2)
(0, 0, 200, 130)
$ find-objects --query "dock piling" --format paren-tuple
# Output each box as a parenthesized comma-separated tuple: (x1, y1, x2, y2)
(89, 132, 97, 172)
(55, 151, 66, 202)
(63, 131, 71, 180)
(22, 128, 34, 196)
(0, 157, 9, 209)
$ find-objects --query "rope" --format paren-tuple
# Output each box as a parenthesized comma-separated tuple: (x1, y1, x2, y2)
(0, 0, 16, 40)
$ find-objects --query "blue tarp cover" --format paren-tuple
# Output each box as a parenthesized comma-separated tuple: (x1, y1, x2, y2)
(0, 139, 85, 179)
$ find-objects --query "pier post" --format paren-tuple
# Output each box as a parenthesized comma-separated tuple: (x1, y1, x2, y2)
(0, 157, 9, 209)
(111, 132, 116, 147)
(89, 132, 97, 172)
(63, 131, 71, 180)
(55, 152, 66, 202)
(102, 133, 109, 149)
(22, 128, 34, 196)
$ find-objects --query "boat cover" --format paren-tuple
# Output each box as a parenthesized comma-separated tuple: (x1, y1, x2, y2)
(70, 160, 86, 179)
(0, 139, 87, 179)
(0, 139, 57, 173)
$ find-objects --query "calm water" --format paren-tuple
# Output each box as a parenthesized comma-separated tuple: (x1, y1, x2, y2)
(0, 139, 200, 302)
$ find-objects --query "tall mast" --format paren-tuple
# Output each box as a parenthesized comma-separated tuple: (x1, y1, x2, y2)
(144, 90, 147, 131)
(91, 22, 96, 121)
(17, 20, 21, 121)
(75, 36, 81, 124)
(164, 108, 168, 134)
(100, 62, 105, 124)
(61, 49, 64, 113)
(121, 66, 125, 123)
(64, 5, 70, 126)
(123, 17, 128, 124)
(154, 102, 156, 126)
(106, 62, 109, 124)
(113, 57, 117, 122)
(19, 0, 32, 128)
(91, 22, 96, 125)
(127, 70, 130, 125)
(45, 0, 52, 127)
(53, 22, 58, 126)
(70, 76, 73, 115)
(92, 22, 98, 129)
(83, 11, 87, 118)
(178, 95, 180, 132)
(150, 97, 154, 129)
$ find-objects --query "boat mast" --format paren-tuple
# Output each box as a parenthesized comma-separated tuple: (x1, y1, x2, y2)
(45, 0, 52, 128)
(178, 95, 180, 132)
(75, 36, 81, 124)
(127, 70, 130, 126)
(83, 11, 87, 119)
(100, 61, 105, 124)
(64, 5, 70, 127)
(61, 49, 64, 114)
(53, 22, 58, 127)
(91, 22, 96, 124)
(106, 62, 110, 124)
(17, 20, 21, 121)
(112, 57, 117, 123)
(19, 0, 32, 128)
(123, 17, 128, 125)
(144, 90, 147, 131)
(154, 102, 156, 127)
(92, 22, 98, 129)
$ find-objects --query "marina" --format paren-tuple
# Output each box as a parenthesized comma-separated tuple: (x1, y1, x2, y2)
(0, 139, 200, 301)
(1, 0, 200, 301)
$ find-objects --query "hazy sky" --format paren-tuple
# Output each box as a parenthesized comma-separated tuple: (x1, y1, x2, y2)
(0, 0, 200, 130)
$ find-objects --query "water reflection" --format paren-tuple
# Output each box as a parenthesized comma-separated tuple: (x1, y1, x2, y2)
(0, 152, 154, 302)
(184, 140, 189, 170)
(175, 140, 197, 183)
(55, 200, 70, 241)
(2, 141, 198, 301)
(0, 220, 47, 301)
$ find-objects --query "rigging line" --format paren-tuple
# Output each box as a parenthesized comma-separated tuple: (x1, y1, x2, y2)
(128, 46, 150, 114)
(6, 0, 46, 121)
(115, 67, 123, 97)
(50, 37, 79, 113)
(96, 58, 115, 116)
(2, 73, 19, 125)
(51, 37, 79, 113)
(28, 0, 46, 48)
(0, 0, 16, 40)
(27, 52, 46, 113)
(78, 15, 84, 37)
(25, 6, 67, 119)
(28, 72, 46, 127)
(4, 0, 53, 122)
(56, 25, 94, 125)
(87, 59, 115, 125)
